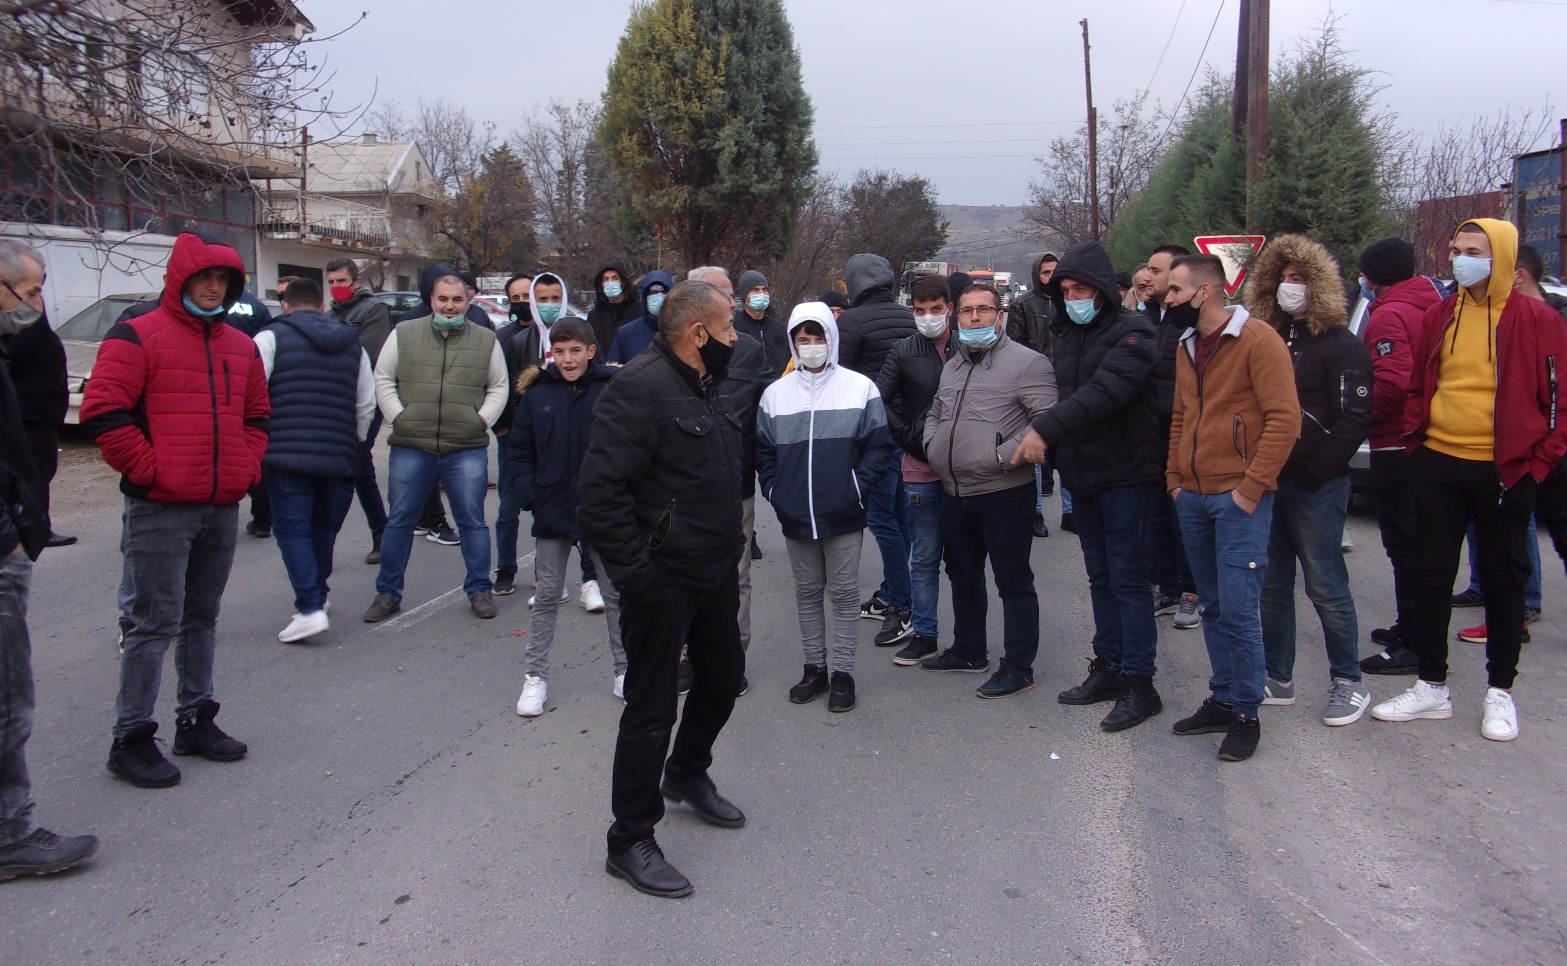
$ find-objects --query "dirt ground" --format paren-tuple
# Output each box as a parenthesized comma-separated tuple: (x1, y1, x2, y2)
(54, 430, 128, 516)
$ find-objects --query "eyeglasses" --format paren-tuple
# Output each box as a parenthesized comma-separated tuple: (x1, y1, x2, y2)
(956, 305, 999, 319)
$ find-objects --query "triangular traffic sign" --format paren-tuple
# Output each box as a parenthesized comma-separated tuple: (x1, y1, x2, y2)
(1194, 234, 1267, 297)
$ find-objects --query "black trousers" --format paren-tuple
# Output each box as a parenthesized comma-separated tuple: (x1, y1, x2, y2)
(1369, 449, 1417, 632)
(608, 562, 744, 854)
(1404, 447, 1535, 689)
(1533, 461, 1567, 574)
(22, 422, 57, 529)
(248, 471, 271, 528)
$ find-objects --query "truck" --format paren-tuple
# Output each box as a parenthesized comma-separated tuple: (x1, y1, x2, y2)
(898, 261, 961, 305)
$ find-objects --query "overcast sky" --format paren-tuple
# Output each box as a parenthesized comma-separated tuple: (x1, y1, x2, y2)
(299, 0, 1561, 207)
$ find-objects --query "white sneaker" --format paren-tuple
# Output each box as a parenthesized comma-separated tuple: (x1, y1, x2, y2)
(613, 673, 626, 700)
(580, 580, 605, 613)
(1370, 680, 1453, 722)
(516, 674, 547, 717)
(279, 610, 329, 643)
(527, 591, 568, 609)
(1481, 687, 1519, 741)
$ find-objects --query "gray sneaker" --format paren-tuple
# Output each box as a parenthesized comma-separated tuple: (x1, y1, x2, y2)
(1323, 678, 1371, 726)
(470, 590, 497, 620)
(1172, 593, 1202, 629)
(1262, 677, 1296, 706)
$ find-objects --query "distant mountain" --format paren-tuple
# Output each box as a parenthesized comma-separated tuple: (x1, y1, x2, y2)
(936, 205, 1062, 282)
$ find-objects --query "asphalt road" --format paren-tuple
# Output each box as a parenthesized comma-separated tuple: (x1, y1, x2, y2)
(5, 439, 1565, 965)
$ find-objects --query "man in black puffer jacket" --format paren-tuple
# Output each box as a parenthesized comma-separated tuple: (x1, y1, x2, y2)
(1014, 240, 1164, 733)
(836, 253, 916, 637)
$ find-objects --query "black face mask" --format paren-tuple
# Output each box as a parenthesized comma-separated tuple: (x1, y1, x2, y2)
(697, 326, 734, 381)
(509, 302, 532, 324)
(1162, 300, 1199, 330)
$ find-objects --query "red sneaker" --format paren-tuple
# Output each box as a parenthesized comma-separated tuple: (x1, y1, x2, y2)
(1456, 622, 1531, 645)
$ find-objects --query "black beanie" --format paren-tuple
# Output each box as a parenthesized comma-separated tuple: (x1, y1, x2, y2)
(819, 291, 850, 310)
(1357, 237, 1417, 286)
(948, 272, 973, 306)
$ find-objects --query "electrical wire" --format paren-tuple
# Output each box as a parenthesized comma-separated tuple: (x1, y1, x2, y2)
(815, 120, 1079, 131)
(1141, 0, 1189, 97)
(1154, 0, 1228, 146)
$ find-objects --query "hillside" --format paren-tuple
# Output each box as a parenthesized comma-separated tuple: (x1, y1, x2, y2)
(936, 205, 1061, 281)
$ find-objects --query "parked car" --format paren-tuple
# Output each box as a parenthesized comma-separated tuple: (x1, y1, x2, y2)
(471, 295, 510, 326)
(54, 292, 156, 425)
(372, 291, 424, 319)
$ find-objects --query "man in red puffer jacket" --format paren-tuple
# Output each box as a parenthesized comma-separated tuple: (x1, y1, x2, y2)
(81, 232, 270, 789)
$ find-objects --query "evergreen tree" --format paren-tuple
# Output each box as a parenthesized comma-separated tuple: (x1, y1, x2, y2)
(599, 0, 817, 268)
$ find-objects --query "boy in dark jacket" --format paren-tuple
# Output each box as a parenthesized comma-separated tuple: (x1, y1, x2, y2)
(1244, 235, 1373, 727)
(509, 318, 626, 716)
(758, 303, 895, 713)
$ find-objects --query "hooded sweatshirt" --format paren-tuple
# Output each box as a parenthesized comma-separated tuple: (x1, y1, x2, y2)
(733, 268, 790, 373)
(836, 254, 915, 378)
(608, 270, 674, 364)
(1006, 252, 1059, 354)
(586, 259, 641, 352)
(756, 302, 895, 540)
(1426, 218, 1514, 461)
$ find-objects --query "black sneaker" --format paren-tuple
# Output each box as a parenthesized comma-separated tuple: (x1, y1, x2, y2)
(0, 828, 100, 881)
(789, 664, 829, 704)
(892, 633, 938, 666)
(976, 669, 1034, 698)
(173, 699, 247, 762)
(1153, 593, 1181, 617)
(920, 648, 990, 673)
(1218, 716, 1261, 761)
(426, 525, 460, 546)
(828, 671, 856, 712)
(1172, 697, 1236, 735)
(677, 657, 695, 696)
(750, 535, 762, 560)
(365, 533, 382, 566)
(1057, 657, 1124, 705)
(1370, 623, 1402, 647)
(1451, 588, 1485, 608)
(244, 521, 271, 539)
(1033, 513, 1049, 538)
(493, 569, 517, 596)
(363, 592, 401, 623)
(859, 592, 890, 621)
(874, 610, 913, 646)
(1059, 512, 1077, 534)
(107, 722, 181, 787)
(737, 675, 748, 697)
(1360, 645, 1419, 676)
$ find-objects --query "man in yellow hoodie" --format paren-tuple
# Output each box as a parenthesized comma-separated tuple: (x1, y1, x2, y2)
(1371, 219, 1567, 742)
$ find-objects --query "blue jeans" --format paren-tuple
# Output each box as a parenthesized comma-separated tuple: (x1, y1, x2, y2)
(116, 498, 238, 737)
(356, 411, 387, 537)
(269, 468, 356, 614)
(0, 553, 36, 846)
(1260, 476, 1360, 683)
(905, 480, 944, 638)
(1074, 483, 1161, 678)
(378, 446, 492, 599)
(1466, 517, 1542, 611)
(1061, 485, 1074, 515)
(941, 483, 1039, 678)
(1175, 489, 1275, 717)
(866, 459, 911, 612)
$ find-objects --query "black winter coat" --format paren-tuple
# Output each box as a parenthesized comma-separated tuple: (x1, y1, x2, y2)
(732, 307, 790, 375)
(837, 296, 916, 380)
(0, 343, 48, 560)
(1, 314, 68, 427)
(331, 287, 393, 364)
(585, 259, 641, 352)
(714, 332, 777, 498)
(507, 360, 614, 541)
(577, 336, 745, 598)
(1278, 320, 1372, 491)
(1144, 297, 1192, 439)
(875, 330, 950, 464)
(1033, 240, 1163, 495)
(493, 320, 544, 435)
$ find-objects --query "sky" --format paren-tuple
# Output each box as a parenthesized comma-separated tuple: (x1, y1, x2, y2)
(296, 0, 1562, 207)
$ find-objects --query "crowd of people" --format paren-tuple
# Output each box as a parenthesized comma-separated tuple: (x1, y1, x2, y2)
(1, 212, 1563, 897)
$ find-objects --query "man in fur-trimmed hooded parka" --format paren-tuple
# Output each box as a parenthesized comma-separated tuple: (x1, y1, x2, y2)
(1243, 234, 1374, 728)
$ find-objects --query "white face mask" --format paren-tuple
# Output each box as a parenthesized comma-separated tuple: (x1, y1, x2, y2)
(1276, 282, 1308, 316)
(915, 314, 948, 339)
(797, 343, 829, 369)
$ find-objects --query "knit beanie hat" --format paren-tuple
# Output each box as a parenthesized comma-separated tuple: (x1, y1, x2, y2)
(737, 270, 769, 297)
(1357, 237, 1417, 286)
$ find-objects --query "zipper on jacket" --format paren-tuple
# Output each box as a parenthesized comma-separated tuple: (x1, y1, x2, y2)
(946, 362, 978, 498)
(1232, 413, 1249, 465)
(807, 404, 818, 539)
(224, 360, 232, 406)
(204, 326, 220, 504)
(435, 336, 448, 453)
(1549, 356, 1559, 432)
(1189, 346, 1207, 493)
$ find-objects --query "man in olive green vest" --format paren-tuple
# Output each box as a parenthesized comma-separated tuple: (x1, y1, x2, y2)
(365, 274, 509, 622)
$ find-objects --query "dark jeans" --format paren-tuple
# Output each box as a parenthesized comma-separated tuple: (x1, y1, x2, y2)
(1175, 489, 1275, 717)
(248, 472, 271, 528)
(1147, 442, 1195, 596)
(1404, 446, 1535, 689)
(608, 564, 744, 854)
(865, 458, 911, 612)
(269, 469, 356, 613)
(1075, 483, 1161, 678)
(905, 480, 944, 638)
(495, 431, 524, 573)
(356, 411, 387, 538)
(1369, 449, 1417, 631)
(1261, 476, 1360, 683)
(22, 422, 57, 530)
(1536, 461, 1567, 575)
(941, 483, 1039, 678)
(378, 446, 491, 599)
(0, 552, 35, 846)
(115, 498, 238, 737)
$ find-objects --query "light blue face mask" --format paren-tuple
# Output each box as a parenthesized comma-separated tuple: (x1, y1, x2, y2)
(957, 325, 999, 349)
(602, 280, 623, 299)
(647, 292, 666, 316)
(747, 293, 771, 313)
(537, 303, 562, 326)
(1452, 255, 1492, 289)
(432, 312, 466, 331)
(1065, 298, 1098, 325)
(182, 295, 227, 318)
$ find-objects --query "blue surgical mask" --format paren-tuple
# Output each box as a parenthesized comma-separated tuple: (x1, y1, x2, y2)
(1359, 277, 1376, 304)
(1065, 298, 1098, 325)
(182, 295, 227, 318)
(1453, 255, 1492, 289)
(747, 293, 771, 313)
(957, 325, 999, 350)
(647, 293, 666, 316)
(602, 280, 623, 299)
(537, 303, 562, 326)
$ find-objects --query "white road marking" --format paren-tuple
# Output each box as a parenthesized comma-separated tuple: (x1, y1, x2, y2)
(378, 551, 534, 632)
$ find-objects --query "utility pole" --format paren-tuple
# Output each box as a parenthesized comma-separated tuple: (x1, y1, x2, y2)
(1242, 0, 1269, 231)
(1081, 18, 1100, 241)
(1232, 0, 1250, 138)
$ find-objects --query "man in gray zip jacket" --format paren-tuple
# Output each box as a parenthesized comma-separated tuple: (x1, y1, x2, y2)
(921, 283, 1057, 698)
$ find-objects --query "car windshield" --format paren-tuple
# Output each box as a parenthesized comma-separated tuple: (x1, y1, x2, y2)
(55, 295, 150, 342)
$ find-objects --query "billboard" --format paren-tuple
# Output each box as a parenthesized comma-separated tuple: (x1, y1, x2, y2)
(1515, 147, 1562, 279)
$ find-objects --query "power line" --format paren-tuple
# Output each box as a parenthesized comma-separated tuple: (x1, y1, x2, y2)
(1155, 0, 1228, 146)
(1141, 0, 1189, 97)
(815, 120, 1078, 131)
(820, 136, 1055, 147)
(821, 153, 1042, 161)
